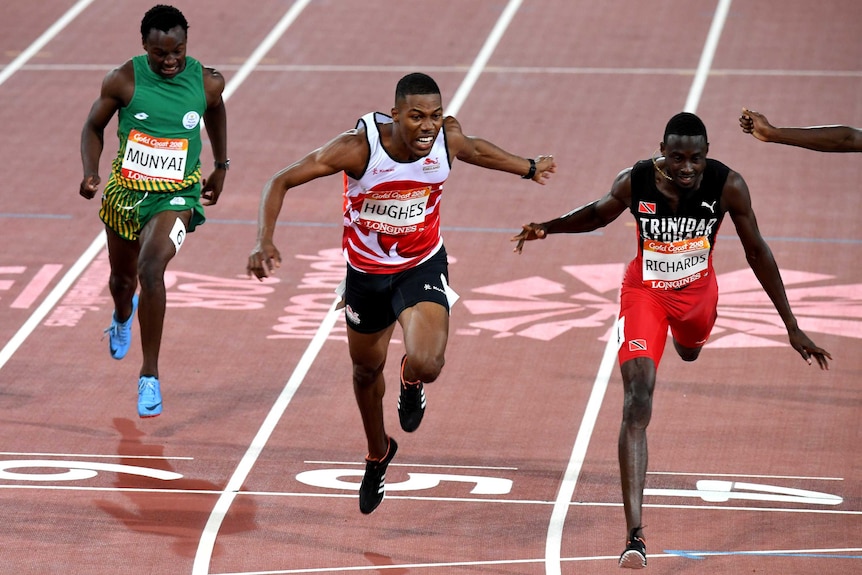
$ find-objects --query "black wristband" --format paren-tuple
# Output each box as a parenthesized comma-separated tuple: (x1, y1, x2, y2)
(521, 158, 536, 179)
(214, 159, 230, 170)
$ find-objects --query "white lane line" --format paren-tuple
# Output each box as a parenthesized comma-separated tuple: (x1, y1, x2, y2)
(543, 1, 733, 574)
(0, 451, 192, 460)
(220, 0, 313, 103)
(684, 0, 733, 113)
(207, 548, 862, 575)
(0, 232, 105, 370)
(446, 0, 523, 116)
(0, 0, 96, 88)
(544, 325, 618, 574)
(3, 484, 862, 519)
(304, 461, 518, 470)
(192, 297, 340, 574)
(13, 63, 862, 79)
(649, 471, 843, 481)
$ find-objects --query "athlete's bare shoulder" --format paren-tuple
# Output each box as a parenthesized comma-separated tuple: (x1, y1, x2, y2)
(202, 65, 223, 81)
(316, 126, 370, 177)
(609, 166, 634, 206)
(202, 65, 226, 97)
(100, 59, 136, 106)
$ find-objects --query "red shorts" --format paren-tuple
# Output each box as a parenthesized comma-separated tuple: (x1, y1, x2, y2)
(616, 264, 718, 368)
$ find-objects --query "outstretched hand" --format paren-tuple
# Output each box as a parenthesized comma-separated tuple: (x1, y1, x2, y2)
(739, 108, 773, 142)
(528, 155, 557, 184)
(788, 327, 831, 370)
(247, 241, 282, 281)
(511, 223, 547, 254)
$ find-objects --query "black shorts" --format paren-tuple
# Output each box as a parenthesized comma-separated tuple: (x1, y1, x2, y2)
(344, 246, 450, 334)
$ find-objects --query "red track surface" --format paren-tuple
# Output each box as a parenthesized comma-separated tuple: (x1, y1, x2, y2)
(0, 1, 860, 574)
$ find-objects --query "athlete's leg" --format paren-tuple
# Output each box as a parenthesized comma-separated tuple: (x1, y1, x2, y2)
(397, 301, 449, 383)
(136, 210, 192, 378)
(348, 324, 397, 459)
(105, 226, 140, 322)
(670, 273, 718, 363)
(619, 356, 656, 537)
(672, 339, 703, 362)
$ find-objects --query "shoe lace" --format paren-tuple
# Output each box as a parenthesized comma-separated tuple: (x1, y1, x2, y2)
(139, 379, 157, 400)
(101, 324, 116, 341)
(103, 316, 130, 346)
(399, 381, 423, 408)
(627, 527, 646, 546)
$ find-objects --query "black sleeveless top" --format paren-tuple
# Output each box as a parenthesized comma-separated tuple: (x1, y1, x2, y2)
(625, 158, 730, 290)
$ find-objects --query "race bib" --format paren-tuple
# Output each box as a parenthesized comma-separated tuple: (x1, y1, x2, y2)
(121, 129, 188, 182)
(642, 236, 710, 289)
(357, 186, 430, 235)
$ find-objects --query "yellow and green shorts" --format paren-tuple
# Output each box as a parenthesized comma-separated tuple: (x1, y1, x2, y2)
(99, 178, 206, 241)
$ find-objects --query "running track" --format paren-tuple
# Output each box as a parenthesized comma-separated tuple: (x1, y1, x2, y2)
(0, 1, 860, 574)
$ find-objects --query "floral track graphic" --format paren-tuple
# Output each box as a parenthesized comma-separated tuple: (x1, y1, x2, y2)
(124, 250, 860, 350)
(457, 263, 862, 348)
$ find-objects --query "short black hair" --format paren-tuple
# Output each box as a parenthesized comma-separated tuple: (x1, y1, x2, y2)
(663, 112, 708, 143)
(395, 73, 441, 103)
(141, 5, 188, 41)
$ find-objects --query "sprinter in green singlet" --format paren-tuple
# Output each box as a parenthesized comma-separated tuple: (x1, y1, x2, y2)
(80, 4, 228, 418)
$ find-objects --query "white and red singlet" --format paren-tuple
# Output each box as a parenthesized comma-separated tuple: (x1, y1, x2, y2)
(342, 112, 451, 274)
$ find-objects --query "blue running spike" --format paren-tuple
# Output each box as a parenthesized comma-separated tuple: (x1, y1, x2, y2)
(137, 375, 162, 418)
(105, 294, 138, 360)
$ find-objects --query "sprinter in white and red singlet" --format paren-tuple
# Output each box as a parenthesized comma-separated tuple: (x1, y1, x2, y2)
(342, 110, 449, 274)
(248, 73, 556, 514)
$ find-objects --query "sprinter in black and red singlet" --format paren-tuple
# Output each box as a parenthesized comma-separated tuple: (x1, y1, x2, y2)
(513, 112, 830, 569)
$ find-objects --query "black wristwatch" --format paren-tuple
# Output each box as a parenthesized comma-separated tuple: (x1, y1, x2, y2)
(521, 158, 536, 179)
(214, 159, 230, 170)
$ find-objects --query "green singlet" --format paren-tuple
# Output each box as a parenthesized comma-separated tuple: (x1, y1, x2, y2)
(100, 55, 207, 240)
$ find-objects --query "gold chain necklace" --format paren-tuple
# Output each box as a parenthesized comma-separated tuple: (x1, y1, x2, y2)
(651, 150, 673, 181)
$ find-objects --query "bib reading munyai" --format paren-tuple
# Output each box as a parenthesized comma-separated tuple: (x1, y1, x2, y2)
(111, 55, 206, 192)
(342, 112, 451, 274)
(121, 129, 189, 182)
(628, 158, 730, 290)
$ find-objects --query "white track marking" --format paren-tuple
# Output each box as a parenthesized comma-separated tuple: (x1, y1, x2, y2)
(684, 0, 732, 113)
(304, 460, 518, 470)
(0, 0, 96, 88)
(205, 547, 862, 575)
(220, 0, 314, 103)
(446, 0, 523, 116)
(12, 63, 862, 79)
(0, 451, 192, 460)
(544, 325, 617, 573)
(192, 295, 339, 574)
(0, 0, 525, 572)
(648, 471, 843, 481)
(0, 232, 105, 370)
